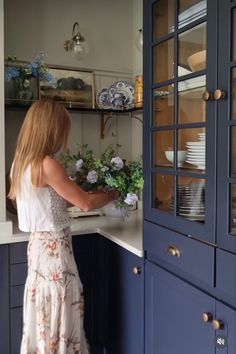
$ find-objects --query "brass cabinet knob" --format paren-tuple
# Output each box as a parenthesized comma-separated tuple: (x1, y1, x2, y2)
(214, 89, 226, 100)
(202, 90, 213, 101)
(133, 266, 141, 275)
(167, 245, 181, 258)
(212, 319, 224, 330)
(202, 312, 213, 323)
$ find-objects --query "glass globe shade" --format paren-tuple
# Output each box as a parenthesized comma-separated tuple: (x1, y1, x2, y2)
(72, 40, 88, 60)
(135, 28, 143, 52)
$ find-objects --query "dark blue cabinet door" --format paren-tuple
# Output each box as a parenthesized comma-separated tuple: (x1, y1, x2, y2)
(217, 0, 236, 254)
(143, 0, 217, 244)
(10, 307, 23, 354)
(145, 261, 215, 354)
(0, 245, 10, 354)
(215, 302, 236, 354)
(106, 241, 144, 354)
(72, 235, 95, 346)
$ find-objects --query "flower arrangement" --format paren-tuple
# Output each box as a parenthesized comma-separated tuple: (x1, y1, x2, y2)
(60, 145, 144, 209)
(5, 52, 55, 101)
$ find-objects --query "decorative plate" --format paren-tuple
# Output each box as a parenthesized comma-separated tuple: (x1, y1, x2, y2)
(109, 81, 134, 109)
(96, 81, 135, 110)
(96, 87, 113, 109)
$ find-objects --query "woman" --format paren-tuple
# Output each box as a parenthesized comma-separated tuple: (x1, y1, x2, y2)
(9, 98, 115, 354)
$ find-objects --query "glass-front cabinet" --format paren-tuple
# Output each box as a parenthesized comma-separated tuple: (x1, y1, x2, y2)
(144, 0, 236, 251)
(144, 0, 217, 243)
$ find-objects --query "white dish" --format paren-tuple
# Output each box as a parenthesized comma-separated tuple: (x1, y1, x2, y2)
(186, 141, 206, 146)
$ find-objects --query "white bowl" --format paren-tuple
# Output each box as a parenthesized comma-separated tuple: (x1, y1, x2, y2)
(165, 150, 187, 167)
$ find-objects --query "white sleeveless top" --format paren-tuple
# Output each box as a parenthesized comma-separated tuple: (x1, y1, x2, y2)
(16, 166, 70, 232)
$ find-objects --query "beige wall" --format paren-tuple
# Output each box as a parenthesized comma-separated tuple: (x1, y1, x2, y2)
(4, 0, 134, 73)
(1, 0, 143, 236)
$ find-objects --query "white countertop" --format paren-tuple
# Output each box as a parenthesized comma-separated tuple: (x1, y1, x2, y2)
(2, 206, 143, 257)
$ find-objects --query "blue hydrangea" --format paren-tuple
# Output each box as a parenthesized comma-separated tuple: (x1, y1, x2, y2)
(5, 67, 20, 81)
(87, 170, 98, 184)
(75, 159, 83, 171)
(111, 156, 124, 170)
(124, 193, 138, 206)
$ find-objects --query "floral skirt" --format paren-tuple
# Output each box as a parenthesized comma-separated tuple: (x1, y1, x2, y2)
(20, 228, 90, 354)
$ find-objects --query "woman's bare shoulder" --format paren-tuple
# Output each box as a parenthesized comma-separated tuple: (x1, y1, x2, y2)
(43, 156, 66, 178)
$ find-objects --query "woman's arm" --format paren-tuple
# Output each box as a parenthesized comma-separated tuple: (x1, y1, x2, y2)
(42, 157, 114, 211)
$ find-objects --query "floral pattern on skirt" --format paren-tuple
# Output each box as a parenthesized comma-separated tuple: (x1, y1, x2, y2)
(20, 227, 90, 354)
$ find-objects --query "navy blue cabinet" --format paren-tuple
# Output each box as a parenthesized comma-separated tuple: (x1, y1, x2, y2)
(104, 240, 144, 354)
(143, 0, 236, 353)
(145, 261, 236, 354)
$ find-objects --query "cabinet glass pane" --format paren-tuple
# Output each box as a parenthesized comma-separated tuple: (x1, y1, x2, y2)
(153, 85, 174, 126)
(231, 126, 236, 177)
(230, 184, 236, 235)
(232, 8, 236, 60)
(178, 0, 206, 29)
(178, 22, 206, 76)
(231, 68, 236, 120)
(153, 0, 174, 40)
(178, 127, 206, 172)
(153, 173, 174, 213)
(153, 130, 174, 168)
(177, 176, 205, 222)
(178, 75, 206, 124)
(153, 39, 174, 84)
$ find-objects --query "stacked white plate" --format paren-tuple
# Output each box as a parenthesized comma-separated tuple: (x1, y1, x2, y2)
(171, 182, 205, 221)
(186, 133, 206, 170)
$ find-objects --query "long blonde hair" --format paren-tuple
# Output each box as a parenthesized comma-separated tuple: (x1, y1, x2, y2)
(9, 98, 71, 200)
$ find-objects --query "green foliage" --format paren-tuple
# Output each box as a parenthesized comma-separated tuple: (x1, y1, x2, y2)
(59, 145, 144, 208)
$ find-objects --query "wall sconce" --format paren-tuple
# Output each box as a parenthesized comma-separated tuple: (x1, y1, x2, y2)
(64, 22, 88, 59)
(135, 28, 143, 52)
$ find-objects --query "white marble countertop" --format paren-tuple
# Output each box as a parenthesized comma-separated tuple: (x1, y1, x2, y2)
(1, 206, 143, 257)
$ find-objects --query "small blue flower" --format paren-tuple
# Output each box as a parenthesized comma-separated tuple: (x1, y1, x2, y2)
(87, 170, 98, 184)
(111, 156, 124, 170)
(124, 193, 138, 206)
(76, 159, 83, 171)
(69, 175, 77, 181)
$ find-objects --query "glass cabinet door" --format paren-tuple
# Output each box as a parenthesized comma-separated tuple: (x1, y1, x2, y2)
(144, 0, 217, 243)
(217, 0, 236, 253)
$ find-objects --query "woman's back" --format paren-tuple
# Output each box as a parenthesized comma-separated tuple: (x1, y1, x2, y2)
(16, 166, 70, 232)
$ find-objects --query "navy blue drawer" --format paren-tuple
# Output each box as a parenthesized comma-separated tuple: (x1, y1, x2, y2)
(144, 221, 214, 286)
(216, 249, 236, 307)
(10, 263, 27, 286)
(10, 242, 28, 264)
(10, 285, 24, 308)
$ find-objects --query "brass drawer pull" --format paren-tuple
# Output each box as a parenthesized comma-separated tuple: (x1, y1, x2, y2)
(133, 266, 141, 275)
(214, 89, 226, 100)
(212, 319, 224, 330)
(202, 90, 213, 101)
(167, 245, 181, 258)
(202, 312, 213, 323)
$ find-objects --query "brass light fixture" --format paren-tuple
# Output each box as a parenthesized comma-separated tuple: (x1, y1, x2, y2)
(64, 22, 88, 59)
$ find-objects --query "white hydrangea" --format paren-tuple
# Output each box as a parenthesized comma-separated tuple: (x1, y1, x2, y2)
(124, 193, 138, 206)
(75, 159, 83, 171)
(87, 170, 98, 184)
(111, 156, 124, 170)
